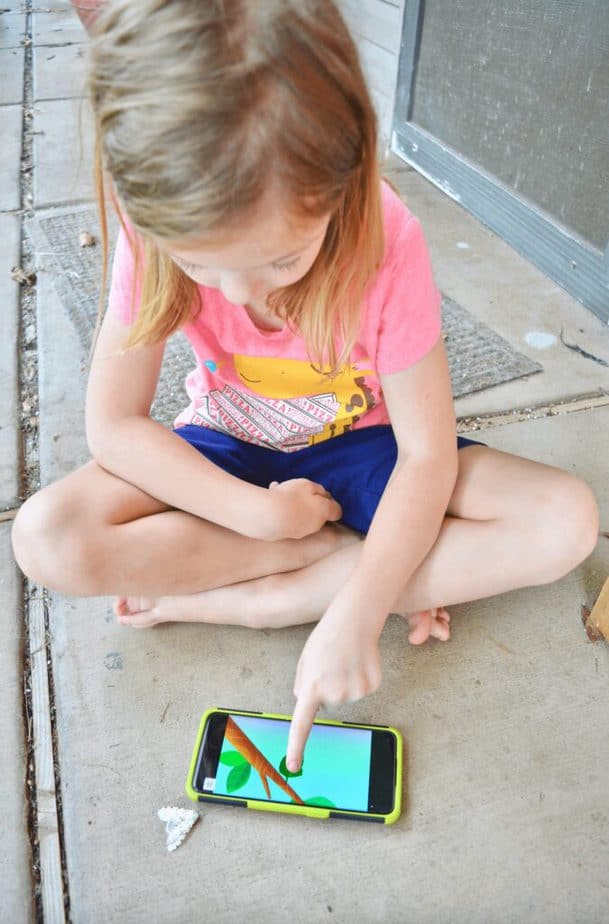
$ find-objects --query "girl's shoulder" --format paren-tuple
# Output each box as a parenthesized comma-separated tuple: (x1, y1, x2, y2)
(376, 177, 433, 284)
(364, 179, 442, 375)
(379, 176, 417, 252)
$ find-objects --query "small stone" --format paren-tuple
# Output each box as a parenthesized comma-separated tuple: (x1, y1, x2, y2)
(79, 230, 96, 247)
(11, 265, 37, 286)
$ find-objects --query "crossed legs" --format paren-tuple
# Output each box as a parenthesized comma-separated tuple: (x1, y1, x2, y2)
(13, 445, 597, 644)
(111, 445, 599, 641)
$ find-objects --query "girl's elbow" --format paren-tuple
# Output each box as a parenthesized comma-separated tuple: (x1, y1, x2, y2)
(85, 417, 115, 466)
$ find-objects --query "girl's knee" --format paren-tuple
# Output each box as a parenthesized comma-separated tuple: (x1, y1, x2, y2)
(11, 484, 93, 590)
(563, 475, 600, 560)
(531, 473, 599, 582)
(12, 489, 52, 580)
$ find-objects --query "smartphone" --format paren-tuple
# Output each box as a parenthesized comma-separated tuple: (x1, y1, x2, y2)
(185, 707, 402, 824)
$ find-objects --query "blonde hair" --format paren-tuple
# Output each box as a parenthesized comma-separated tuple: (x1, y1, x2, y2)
(88, 0, 385, 373)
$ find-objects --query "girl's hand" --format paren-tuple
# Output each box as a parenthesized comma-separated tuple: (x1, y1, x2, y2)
(286, 605, 382, 772)
(268, 478, 342, 540)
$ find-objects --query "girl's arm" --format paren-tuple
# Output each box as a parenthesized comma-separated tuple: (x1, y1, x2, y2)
(329, 335, 459, 629)
(86, 308, 340, 540)
(287, 336, 458, 770)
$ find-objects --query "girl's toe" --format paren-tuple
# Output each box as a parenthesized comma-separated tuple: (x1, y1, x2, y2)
(129, 611, 161, 628)
(407, 610, 432, 645)
(431, 619, 451, 641)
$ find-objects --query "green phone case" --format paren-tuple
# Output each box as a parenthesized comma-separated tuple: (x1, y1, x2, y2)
(185, 707, 403, 824)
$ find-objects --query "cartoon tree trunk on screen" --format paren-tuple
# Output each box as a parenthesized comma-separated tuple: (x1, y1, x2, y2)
(224, 717, 305, 804)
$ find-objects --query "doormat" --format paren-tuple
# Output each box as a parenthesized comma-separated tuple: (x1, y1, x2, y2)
(27, 204, 542, 428)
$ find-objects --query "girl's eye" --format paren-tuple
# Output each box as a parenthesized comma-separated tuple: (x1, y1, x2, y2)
(177, 257, 298, 274)
(272, 257, 299, 272)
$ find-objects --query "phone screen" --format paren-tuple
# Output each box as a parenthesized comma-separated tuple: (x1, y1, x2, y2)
(195, 711, 396, 814)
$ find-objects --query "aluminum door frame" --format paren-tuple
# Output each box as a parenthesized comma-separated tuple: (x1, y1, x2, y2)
(392, 0, 609, 324)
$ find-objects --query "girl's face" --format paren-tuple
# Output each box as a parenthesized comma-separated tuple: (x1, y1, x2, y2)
(163, 205, 332, 309)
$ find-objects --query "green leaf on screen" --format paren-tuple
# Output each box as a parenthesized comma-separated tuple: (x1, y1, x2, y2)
(219, 750, 247, 768)
(226, 761, 252, 792)
(304, 796, 336, 808)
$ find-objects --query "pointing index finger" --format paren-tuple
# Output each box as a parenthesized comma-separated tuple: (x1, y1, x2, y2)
(287, 695, 320, 773)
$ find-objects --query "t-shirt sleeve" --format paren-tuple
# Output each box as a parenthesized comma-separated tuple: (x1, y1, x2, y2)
(374, 215, 442, 375)
(107, 222, 142, 326)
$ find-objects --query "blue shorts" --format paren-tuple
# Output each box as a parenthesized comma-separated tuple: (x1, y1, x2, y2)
(174, 424, 484, 534)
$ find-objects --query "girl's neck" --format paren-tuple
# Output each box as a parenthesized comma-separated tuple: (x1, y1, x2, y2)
(244, 301, 285, 332)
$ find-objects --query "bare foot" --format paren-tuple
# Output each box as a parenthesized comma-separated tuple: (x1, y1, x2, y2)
(113, 523, 363, 630)
(114, 596, 163, 628)
(404, 607, 450, 644)
(113, 595, 452, 640)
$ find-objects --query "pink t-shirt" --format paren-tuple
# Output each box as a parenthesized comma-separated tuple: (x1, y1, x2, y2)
(109, 179, 442, 452)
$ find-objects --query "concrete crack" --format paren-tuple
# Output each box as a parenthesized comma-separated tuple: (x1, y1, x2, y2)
(457, 389, 609, 433)
(18, 0, 70, 919)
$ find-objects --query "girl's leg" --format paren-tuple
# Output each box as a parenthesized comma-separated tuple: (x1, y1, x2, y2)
(11, 460, 359, 597)
(116, 445, 599, 632)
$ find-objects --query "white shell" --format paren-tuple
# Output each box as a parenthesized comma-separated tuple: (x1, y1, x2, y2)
(158, 806, 200, 852)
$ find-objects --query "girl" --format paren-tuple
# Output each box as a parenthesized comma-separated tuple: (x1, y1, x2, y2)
(12, 0, 598, 771)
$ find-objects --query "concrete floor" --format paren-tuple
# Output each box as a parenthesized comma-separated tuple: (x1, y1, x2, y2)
(2, 3, 609, 922)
